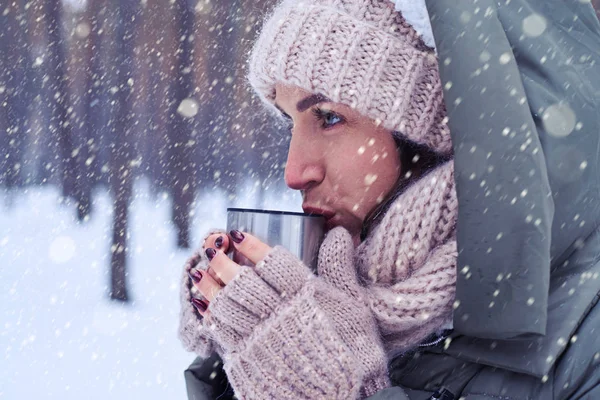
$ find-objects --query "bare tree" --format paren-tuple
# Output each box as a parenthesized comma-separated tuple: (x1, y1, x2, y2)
(67, 0, 111, 220)
(168, 0, 197, 249)
(230, 0, 288, 206)
(137, 3, 163, 195)
(108, 0, 138, 301)
(191, 1, 239, 197)
(0, 1, 32, 191)
(46, 0, 81, 205)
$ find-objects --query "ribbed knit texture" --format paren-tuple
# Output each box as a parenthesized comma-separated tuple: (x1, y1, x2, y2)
(356, 160, 457, 355)
(248, 0, 452, 155)
(178, 161, 458, 399)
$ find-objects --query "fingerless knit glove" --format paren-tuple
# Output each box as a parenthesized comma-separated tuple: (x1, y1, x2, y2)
(198, 227, 390, 399)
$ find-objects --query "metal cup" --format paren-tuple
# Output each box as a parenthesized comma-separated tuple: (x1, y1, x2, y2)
(226, 208, 326, 271)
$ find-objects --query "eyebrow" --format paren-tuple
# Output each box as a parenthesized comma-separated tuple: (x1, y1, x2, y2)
(274, 93, 332, 118)
(296, 93, 330, 112)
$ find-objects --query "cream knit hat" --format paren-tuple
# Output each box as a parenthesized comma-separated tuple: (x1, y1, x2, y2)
(248, 0, 452, 155)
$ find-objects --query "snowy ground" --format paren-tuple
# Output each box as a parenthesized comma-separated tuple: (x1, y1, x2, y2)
(0, 179, 301, 399)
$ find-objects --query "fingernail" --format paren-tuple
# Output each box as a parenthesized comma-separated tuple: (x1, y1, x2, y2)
(191, 298, 208, 312)
(205, 248, 216, 260)
(230, 230, 245, 243)
(215, 236, 224, 249)
(188, 269, 203, 284)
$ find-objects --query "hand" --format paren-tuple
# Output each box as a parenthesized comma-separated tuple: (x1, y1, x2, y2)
(189, 230, 272, 317)
(192, 227, 390, 398)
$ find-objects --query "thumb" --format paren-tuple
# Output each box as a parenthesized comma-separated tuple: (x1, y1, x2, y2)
(317, 227, 363, 300)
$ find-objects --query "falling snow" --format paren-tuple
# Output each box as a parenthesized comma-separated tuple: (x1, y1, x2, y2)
(1, 0, 600, 398)
(522, 13, 548, 37)
(177, 98, 199, 118)
(542, 103, 577, 138)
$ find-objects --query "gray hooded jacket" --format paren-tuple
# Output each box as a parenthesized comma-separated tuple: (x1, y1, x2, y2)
(370, 0, 600, 398)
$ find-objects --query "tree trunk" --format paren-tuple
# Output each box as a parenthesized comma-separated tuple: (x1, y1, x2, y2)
(192, 1, 239, 197)
(71, 1, 109, 221)
(0, 1, 32, 190)
(168, 0, 197, 249)
(46, 0, 80, 204)
(230, 0, 287, 207)
(108, 0, 137, 302)
(142, 2, 174, 193)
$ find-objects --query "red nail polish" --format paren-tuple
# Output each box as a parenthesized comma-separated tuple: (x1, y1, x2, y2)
(215, 236, 224, 248)
(205, 248, 216, 260)
(191, 298, 208, 312)
(188, 269, 203, 284)
(230, 230, 245, 243)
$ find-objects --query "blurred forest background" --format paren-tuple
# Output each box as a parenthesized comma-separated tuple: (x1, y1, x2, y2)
(0, 0, 288, 301)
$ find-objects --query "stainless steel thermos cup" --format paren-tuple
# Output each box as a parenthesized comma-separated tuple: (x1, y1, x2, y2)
(226, 208, 326, 271)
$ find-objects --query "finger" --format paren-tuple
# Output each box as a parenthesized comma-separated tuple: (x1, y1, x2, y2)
(188, 267, 222, 302)
(228, 230, 272, 265)
(191, 297, 210, 317)
(232, 252, 255, 267)
(205, 248, 241, 285)
(204, 233, 230, 253)
(206, 266, 225, 287)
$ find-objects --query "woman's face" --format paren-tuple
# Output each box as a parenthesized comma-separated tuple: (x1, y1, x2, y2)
(274, 83, 402, 242)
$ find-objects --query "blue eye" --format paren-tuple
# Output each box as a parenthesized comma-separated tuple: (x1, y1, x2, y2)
(323, 113, 341, 127)
(312, 107, 344, 129)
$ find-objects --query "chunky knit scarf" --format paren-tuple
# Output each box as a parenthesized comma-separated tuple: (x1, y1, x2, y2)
(355, 159, 458, 355)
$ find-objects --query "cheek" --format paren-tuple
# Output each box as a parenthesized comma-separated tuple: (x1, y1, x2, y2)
(326, 136, 400, 200)
(332, 143, 387, 174)
(337, 161, 398, 217)
(359, 147, 400, 190)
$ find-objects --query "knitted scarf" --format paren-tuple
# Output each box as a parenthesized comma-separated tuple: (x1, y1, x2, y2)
(355, 159, 458, 356)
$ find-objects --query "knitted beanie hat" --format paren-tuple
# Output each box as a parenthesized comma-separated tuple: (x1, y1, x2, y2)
(248, 0, 452, 155)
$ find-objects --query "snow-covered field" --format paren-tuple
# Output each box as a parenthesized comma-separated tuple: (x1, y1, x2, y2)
(0, 179, 300, 399)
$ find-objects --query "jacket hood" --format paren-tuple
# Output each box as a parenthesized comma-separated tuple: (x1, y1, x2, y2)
(391, 0, 436, 49)
(422, 0, 600, 376)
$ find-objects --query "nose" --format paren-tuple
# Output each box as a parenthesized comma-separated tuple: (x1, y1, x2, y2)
(284, 134, 324, 191)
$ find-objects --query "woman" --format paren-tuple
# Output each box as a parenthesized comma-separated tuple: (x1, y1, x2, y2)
(179, 0, 600, 399)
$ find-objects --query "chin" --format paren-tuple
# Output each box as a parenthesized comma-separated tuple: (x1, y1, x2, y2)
(325, 214, 360, 237)
(324, 218, 338, 232)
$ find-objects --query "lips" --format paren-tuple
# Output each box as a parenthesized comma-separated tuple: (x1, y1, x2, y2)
(302, 204, 335, 220)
